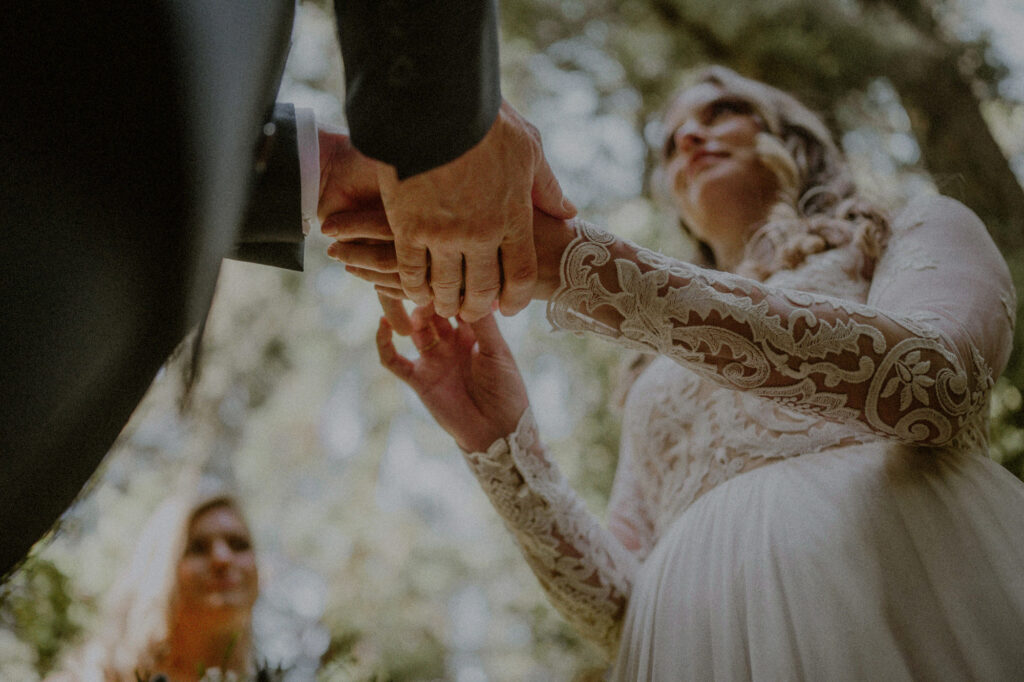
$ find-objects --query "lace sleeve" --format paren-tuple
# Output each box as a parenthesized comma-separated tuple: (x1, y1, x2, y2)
(462, 408, 639, 658)
(547, 197, 1015, 447)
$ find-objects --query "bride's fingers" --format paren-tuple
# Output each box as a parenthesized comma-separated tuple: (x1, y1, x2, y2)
(410, 319, 442, 355)
(378, 293, 412, 336)
(376, 317, 415, 382)
(345, 265, 402, 288)
(432, 314, 455, 340)
(468, 313, 511, 357)
(409, 302, 433, 327)
(376, 284, 407, 303)
(321, 209, 392, 240)
(374, 284, 407, 301)
(328, 241, 398, 272)
(454, 316, 478, 350)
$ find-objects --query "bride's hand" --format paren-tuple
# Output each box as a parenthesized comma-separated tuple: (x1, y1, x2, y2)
(376, 304, 529, 453)
(323, 208, 406, 300)
(329, 209, 577, 304)
(321, 210, 411, 333)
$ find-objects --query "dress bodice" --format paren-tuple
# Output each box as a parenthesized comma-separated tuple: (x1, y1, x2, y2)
(613, 241, 880, 557)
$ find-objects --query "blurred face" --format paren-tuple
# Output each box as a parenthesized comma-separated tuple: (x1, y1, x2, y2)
(661, 82, 780, 249)
(175, 504, 258, 617)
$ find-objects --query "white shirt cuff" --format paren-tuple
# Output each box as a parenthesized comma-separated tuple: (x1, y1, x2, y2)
(295, 107, 319, 235)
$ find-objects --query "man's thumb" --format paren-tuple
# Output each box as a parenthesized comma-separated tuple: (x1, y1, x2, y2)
(531, 156, 576, 219)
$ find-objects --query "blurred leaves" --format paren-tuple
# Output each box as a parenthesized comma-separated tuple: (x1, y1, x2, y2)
(0, 557, 82, 678)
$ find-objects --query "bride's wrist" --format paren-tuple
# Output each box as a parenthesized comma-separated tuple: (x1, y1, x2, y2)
(532, 213, 580, 301)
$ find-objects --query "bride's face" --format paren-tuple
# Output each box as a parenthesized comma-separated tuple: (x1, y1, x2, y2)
(661, 83, 780, 248)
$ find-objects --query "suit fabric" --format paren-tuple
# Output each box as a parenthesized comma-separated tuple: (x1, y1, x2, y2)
(1, 0, 499, 576)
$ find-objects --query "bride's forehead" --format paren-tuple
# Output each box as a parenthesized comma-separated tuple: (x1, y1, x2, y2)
(665, 83, 729, 123)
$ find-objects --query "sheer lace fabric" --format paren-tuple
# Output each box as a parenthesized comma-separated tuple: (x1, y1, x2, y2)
(460, 195, 1016, 660)
(461, 409, 637, 655)
(549, 215, 995, 451)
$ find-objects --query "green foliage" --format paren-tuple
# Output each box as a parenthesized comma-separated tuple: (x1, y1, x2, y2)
(990, 377, 1024, 476)
(0, 557, 84, 676)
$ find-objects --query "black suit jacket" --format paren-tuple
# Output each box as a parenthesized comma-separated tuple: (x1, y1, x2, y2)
(1, 1, 500, 577)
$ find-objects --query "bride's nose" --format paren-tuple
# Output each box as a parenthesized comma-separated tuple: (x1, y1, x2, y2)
(673, 120, 707, 154)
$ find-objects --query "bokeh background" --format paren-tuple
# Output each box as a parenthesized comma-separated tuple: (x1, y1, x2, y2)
(3, 0, 1023, 679)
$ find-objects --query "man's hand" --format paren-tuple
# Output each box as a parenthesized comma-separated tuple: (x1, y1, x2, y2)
(377, 100, 576, 322)
(318, 126, 412, 334)
(328, 209, 578, 306)
(317, 125, 382, 218)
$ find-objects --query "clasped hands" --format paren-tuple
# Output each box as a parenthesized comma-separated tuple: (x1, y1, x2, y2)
(318, 100, 576, 329)
(318, 101, 580, 450)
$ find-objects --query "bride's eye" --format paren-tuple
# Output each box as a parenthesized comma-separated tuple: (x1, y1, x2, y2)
(228, 535, 252, 552)
(705, 98, 753, 123)
(185, 537, 209, 556)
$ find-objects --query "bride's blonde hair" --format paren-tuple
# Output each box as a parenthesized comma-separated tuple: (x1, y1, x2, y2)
(620, 67, 892, 406)
(661, 65, 890, 280)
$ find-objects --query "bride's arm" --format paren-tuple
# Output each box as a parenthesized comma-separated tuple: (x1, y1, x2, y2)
(541, 196, 1014, 446)
(333, 197, 1012, 446)
(376, 308, 638, 657)
(461, 408, 638, 657)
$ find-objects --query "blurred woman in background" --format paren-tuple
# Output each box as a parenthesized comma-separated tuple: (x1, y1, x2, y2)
(49, 493, 265, 681)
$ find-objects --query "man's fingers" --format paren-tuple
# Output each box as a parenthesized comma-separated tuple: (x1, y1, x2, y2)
(321, 210, 392, 239)
(460, 250, 501, 323)
(497, 216, 537, 317)
(429, 251, 464, 319)
(394, 241, 432, 305)
(328, 242, 398, 272)
(531, 154, 576, 219)
(378, 294, 412, 336)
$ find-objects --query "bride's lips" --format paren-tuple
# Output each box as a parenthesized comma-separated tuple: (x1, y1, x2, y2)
(685, 149, 728, 177)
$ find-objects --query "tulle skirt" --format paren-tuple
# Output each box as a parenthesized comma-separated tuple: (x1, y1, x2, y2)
(611, 443, 1024, 681)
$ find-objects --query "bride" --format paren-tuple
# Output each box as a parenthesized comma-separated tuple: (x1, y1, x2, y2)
(335, 66, 1024, 678)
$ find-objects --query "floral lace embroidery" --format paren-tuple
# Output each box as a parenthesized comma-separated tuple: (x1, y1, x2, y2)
(548, 221, 991, 449)
(462, 408, 637, 658)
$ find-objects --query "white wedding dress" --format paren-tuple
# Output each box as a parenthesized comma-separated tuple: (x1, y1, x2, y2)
(460, 195, 1024, 680)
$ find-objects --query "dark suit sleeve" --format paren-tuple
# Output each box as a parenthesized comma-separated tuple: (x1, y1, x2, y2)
(335, 0, 502, 179)
(1, 0, 299, 579)
(230, 102, 305, 271)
